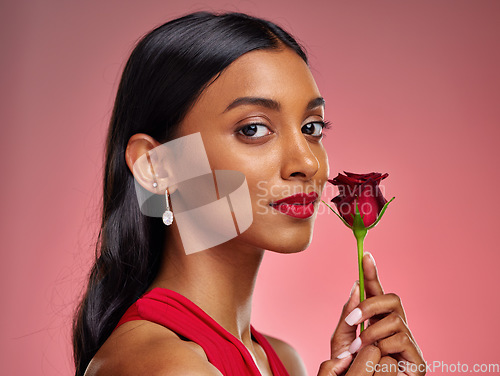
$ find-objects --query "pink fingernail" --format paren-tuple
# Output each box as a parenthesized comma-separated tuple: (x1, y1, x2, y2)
(348, 337, 362, 353)
(367, 252, 376, 266)
(336, 350, 351, 359)
(349, 281, 358, 297)
(345, 308, 362, 326)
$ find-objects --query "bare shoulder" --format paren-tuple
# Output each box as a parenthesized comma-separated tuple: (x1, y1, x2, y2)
(262, 334, 308, 376)
(84, 320, 222, 376)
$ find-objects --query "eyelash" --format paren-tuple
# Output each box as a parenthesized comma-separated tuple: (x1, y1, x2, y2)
(320, 120, 332, 137)
(236, 120, 332, 140)
(322, 120, 332, 131)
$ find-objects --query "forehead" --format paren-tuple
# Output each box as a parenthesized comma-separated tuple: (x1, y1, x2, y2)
(194, 47, 321, 111)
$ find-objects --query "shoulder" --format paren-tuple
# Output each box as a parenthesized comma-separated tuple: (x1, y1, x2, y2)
(84, 320, 222, 376)
(262, 334, 308, 376)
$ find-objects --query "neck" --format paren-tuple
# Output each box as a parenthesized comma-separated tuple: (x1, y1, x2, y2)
(149, 227, 264, 348)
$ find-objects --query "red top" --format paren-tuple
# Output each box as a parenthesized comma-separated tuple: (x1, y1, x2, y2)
(115, 288, 290, 376)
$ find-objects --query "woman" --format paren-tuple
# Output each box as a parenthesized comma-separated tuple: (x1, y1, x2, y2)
(73, 12, 425, 376)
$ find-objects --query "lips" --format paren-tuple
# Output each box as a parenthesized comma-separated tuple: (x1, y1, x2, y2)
(270, 192, 319, 219)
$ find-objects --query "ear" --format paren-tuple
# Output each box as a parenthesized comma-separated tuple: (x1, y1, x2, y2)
(125, 133, 163, 194)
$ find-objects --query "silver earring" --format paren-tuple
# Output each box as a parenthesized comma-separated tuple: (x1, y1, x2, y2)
(152, 182, 158, 188)
(162, 189, 174, 226)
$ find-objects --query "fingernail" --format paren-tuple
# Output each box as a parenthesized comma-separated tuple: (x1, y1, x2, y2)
(367, 252, 376, 266)
(345, 308, 362, 326)
(336, 350, 351, 359)
(349, 281, 358, 297)
(348, 337, 362, 353)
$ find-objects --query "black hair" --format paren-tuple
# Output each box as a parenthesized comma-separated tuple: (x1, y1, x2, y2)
(72, 11, 307, 376)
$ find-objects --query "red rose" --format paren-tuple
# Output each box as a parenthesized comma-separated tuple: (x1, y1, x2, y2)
(323, 171, 394, 333)
(328, 171, 389, 227)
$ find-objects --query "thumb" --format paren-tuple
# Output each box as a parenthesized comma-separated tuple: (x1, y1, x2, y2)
(331, 281, 360, 357)
(317, 355, 353, 376)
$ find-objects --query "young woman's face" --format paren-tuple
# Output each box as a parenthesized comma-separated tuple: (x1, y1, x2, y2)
(177, 47, 329, 253)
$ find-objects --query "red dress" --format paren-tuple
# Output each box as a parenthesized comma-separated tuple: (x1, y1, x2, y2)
(115, 288, 290, 376)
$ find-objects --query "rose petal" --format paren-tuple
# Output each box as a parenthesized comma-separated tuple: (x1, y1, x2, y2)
(327, 171, 389, 226)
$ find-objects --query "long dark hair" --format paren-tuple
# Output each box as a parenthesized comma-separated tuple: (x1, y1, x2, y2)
(72, 11, 308, 376)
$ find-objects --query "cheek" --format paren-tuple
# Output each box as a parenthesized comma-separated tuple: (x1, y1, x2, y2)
(204, 138, 279, 190)
(204, 141, 278, 216)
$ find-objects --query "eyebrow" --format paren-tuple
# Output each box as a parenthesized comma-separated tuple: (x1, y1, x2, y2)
(222, 96, 325, 113)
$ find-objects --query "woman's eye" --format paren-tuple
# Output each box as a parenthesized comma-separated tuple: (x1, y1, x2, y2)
(301, 122, 325, 137)
(238, 124, 271, 138)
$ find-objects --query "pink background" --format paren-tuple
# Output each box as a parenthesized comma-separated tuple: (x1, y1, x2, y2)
(1, 0, 499, 375)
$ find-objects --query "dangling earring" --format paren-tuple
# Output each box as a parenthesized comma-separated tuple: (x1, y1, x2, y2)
(162, 188, 174, 226)
(147, 150, 172, 225)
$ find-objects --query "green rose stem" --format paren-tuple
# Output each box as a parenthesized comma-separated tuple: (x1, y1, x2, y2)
(352, 205, 368, 331)
(322, 196, 395, 333)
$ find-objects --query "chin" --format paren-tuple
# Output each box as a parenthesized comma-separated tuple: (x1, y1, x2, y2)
(267, 229, 314, 254)
(238, 215, 316, 254)
(268, 242, 311, 254)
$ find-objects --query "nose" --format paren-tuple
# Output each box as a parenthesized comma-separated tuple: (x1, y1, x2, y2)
(280, 130, 320, 181)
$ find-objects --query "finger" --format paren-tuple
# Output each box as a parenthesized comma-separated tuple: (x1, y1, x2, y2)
(345, 294, 407, 328)
(317, 356, 352, 376)
(331, 281, 360, 357)
(345, 345, 381, 376)
(347, 312, 412, 354)
(373, 356, 398, 376)
(363, 253, 384, 298)
(377, 332, 425, 369)
(336, 281, 361, 335)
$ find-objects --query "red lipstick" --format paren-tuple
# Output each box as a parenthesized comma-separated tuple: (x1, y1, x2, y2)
(270, 192, 319, 219)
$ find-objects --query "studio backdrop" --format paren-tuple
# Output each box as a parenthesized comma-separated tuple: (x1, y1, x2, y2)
(1, 0, 499, 375)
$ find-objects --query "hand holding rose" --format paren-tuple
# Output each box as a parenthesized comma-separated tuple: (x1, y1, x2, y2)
(318, 253, 426, 376)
